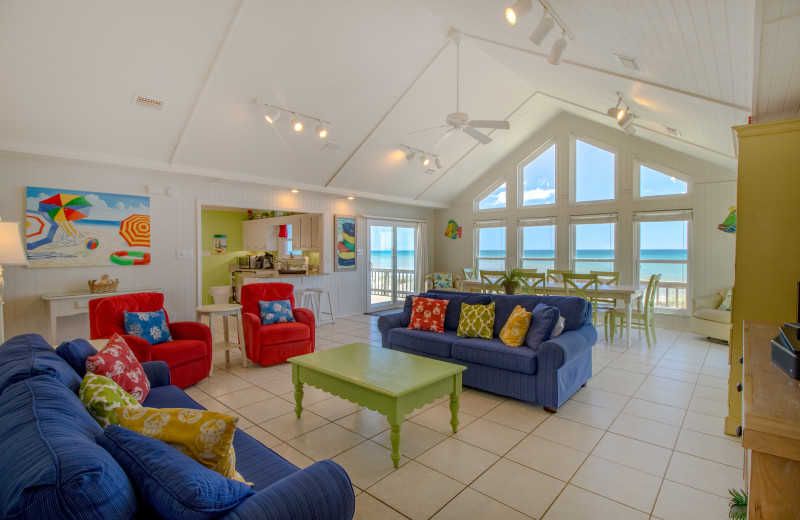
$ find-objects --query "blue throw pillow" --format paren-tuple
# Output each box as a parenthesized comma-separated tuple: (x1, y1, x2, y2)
(525, 303, 561, 350)
(97, 425, 254, 520)
(124, 310, 173, 345)
(259, 300, 295, 325)
(55, 338, 98, 378)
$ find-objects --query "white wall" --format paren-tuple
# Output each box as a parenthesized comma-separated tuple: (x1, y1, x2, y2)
(0, 152, 434, 343)
(433, 113, 737, 328)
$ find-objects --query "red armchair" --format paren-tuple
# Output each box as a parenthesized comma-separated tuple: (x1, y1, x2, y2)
(89, 292, 212, 388)
(241, 283, 315, 366)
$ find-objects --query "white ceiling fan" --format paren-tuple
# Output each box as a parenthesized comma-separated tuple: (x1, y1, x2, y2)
(413, 30, 511, 152)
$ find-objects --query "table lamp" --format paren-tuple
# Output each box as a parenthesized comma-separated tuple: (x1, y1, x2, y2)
(0, 220, 28, 344)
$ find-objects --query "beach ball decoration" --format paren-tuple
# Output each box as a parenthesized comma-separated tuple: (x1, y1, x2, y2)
(85, 238, 99, 250)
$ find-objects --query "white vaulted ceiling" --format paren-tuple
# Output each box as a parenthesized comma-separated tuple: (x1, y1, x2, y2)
(0, 0, 794, 207)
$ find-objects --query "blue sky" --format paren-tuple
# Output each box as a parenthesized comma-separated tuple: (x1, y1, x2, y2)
(26, 186, 150, 220)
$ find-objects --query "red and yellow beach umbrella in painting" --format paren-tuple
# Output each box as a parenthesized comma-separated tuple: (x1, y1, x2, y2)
(119, 214, 150, 247)
(37, 193, 92, 238)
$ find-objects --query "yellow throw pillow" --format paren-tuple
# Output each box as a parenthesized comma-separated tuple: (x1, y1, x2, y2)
(115, 406, 248, 483)
(499, 305, 532, 347)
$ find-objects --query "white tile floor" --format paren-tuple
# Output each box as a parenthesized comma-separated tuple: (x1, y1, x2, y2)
(197, 314, 741, 520)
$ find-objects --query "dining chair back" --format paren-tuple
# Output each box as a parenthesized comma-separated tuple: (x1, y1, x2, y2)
(546, 269, 573, 284)
(479, 270, 505, 294)
(461, 267, 478, 281)
(519, 270, 546, 295)
(610, 274, 662, 347)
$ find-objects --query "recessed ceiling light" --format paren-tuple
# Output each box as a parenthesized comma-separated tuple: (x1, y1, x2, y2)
(347, 196, 355, 200)
(290, 189, 299, 193)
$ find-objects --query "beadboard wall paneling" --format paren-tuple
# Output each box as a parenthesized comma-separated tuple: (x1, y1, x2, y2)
(0, 154, 434, 343)
(433, 113, 737, 327)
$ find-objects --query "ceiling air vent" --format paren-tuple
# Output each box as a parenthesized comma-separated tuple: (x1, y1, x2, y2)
(614, 54, 641, 73)
(321, 141, 342, 153)
(132, 92, 166, 111)
(663, 125, 682, 137)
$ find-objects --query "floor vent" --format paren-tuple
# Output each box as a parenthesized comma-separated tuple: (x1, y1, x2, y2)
(663, 125, 682, 137)
(614, 54, 641, 73)
(321, 141, 343, 152)
(132, 93, 166, 111)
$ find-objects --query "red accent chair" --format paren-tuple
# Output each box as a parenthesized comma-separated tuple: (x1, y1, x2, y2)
(241, 283, 315, 366)
(89, 292, 212, 388)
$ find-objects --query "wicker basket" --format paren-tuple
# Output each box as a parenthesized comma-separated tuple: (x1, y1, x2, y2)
(88, 274, 119, 293)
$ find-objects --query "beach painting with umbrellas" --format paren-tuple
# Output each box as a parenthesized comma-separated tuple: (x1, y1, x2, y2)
(25, 187, 151, 267)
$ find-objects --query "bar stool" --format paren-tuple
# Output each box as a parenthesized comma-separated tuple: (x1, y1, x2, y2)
(306, 287, 335, 325)
(294, 289, 315, 315)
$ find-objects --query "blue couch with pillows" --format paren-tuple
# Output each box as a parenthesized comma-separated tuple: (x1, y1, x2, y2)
(0, 333, 355, 520)
(377, 291, 597, 411)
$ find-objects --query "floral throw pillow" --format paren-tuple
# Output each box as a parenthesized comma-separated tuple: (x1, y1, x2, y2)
(433, 273, 453, 289)
(124, 309, 173, 345)
(86, 333, 150, 403)
(407, 296, 449, 333)
(717, 288, 733, 311)
(457, 301, 496, 339)
(259, 300, 295, 325)
(80, 372, 140, 427)
(499, 305, 532, 347)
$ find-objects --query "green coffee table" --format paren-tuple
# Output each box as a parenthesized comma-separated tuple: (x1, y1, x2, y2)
(288, 343, 465, 468)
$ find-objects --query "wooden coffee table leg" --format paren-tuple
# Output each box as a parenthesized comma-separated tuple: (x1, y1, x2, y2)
(291, 365, 304, 418)
(388, 411, 402, 468)
(449, 374, 462, 433)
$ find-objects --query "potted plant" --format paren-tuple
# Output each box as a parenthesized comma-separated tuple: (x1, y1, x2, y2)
(500, 268, 526, 295)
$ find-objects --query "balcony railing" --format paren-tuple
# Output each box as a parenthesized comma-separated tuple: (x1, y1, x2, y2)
(370, 268, 416, 300)
(647, 280, 687, 309)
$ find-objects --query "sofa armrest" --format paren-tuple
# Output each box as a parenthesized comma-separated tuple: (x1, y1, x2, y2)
(538, 324, 597, 369)
(141, 361, 170, 387)
(377, 313, 404, 348)
(242, 312, 262, 365)
(692, 294, 723, 314)
(293, 307, 315, 348)
(222, 460, 355, 520)
(537, 324, 597, 410)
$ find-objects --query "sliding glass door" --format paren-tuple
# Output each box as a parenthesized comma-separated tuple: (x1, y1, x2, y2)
(367, 220, 416, 311)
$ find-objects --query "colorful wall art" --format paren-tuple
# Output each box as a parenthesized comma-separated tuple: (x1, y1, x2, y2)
(26, 187, 151, 268)
(213, 234, 227, 254)
(718, 206, 736, 234)
(444, 219, 462, 239)
(334, 215, 356, 271)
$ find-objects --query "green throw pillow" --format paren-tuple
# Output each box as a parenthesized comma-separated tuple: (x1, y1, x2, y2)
(80, 372, 140, 427)
(457, 301, 495, 339)
(717, 288, 733, 311)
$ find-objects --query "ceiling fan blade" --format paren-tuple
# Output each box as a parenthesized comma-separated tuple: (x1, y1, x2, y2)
(408, 124, 450, 135)
(464, 126, 492, 145)
(432, 128, 455, 152)
(470, 120, 510, 130)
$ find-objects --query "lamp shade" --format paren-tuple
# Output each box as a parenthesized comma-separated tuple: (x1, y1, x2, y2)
(0, 221, 27, 265)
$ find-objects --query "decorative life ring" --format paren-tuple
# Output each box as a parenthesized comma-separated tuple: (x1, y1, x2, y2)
(110, 250, 151, 266)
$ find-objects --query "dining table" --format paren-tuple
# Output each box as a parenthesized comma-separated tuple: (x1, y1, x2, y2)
(459, 279, 645, 348)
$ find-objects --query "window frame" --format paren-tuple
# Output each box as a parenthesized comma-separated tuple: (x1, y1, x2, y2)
(474, 219, 507, 272)
(570, 134, 618, 205)
(634, 210, 692, 311)
(517, 137, 557, 208)
(569, 213, 618, 272)
(517, 217, 557, 271)
(474, 177, 508, 212)
(633, 158, 692, 201)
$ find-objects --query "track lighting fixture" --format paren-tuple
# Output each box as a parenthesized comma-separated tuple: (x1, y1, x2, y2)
(252, 98, 330, 138)
(622, 125, 636, 136)
(529, 11, 555, 45)
(421, 155, 430, 167)
(547, 30, 567, 65)
(606, 97, 625, 120)
(618, 111, 635, 129)
(434, 157, 442, 169)
(401, 145, 441, 171)
(505, 0, 532, 25)
(405, 149, 418, 161)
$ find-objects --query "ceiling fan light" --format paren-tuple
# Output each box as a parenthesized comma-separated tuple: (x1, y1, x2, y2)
(618, 111, 635, 128)
(547, 34, 567, 65)
(529, 14, 555, 46)
(315, 121, 327, 138)
(264, 105, 280, 124)
(505, 0, 532, 25)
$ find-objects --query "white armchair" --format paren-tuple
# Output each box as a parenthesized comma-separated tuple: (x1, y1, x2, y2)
(690, 288, 732, 342)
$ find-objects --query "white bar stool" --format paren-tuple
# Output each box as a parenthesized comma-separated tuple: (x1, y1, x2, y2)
(294, 290, 315, 316)
(306, 288, 335, 325)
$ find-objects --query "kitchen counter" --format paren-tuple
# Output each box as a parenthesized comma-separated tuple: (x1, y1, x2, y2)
(235, 269, 327, 278)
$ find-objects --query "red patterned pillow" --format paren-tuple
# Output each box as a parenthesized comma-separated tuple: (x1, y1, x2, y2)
(407, 296, 449, 333)
(86, 333, 150, 403)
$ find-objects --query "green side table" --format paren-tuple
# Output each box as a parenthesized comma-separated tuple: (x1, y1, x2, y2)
(288, 343, 465, 468)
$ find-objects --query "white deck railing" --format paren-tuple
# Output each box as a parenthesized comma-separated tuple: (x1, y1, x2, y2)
(370, 268, 416, 300)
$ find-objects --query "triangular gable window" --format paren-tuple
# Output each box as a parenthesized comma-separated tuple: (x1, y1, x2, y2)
(477, 182, 506, 210)
(640, 165, 688, 197)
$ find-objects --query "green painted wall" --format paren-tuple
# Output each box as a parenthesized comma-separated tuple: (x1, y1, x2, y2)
(201, 209, 248, 305)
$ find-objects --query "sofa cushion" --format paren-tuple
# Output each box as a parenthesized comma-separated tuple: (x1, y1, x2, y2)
(259, 322, 311, 345)
(151, 339, 209, 365)
(124, 309, 174, 345)
(457, 302, 495, 339)
(0, 375, 137, 520)
(86, 334, 151, 403)
(55, 338, 98, 378)
(526, 304, 561, 349)
(80, 372, 140, 427)
(97, 425, 254, 520)
(451, 337, 537, 375)
(0, 333, 82, 396)
(388, 329, 459, 358)
(694, 308, 732, 324)
(407, 296, 448, 333)
(425, 292, 492, 331)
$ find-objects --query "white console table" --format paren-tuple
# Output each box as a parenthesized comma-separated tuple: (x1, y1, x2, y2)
(41, 288, 160, 343)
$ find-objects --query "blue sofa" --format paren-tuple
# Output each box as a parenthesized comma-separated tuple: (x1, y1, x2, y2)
(378, 291, 597, 411)
(0, 333, 355, 520)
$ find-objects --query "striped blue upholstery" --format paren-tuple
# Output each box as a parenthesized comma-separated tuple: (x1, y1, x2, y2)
(452, 337, 537, 374)
(0, 376, 137, 520)
(0, 333, 82, 396)
(388, 329, 458, 358)
(54, 338, 98, 378)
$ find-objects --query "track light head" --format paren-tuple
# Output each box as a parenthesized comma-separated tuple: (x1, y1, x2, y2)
(421, 155, 430, 167)
(405, 148, 418, 161)
(529, 13, 555, 46)
(292, 113, 303, 132)
(618, 111, 635, 129)
(505, 0, 532, 25)
(623, 124, 636, 136)
(315, 121, 327, 138)
(434, 157, 442, 169)
(264, 105, 280, 124)
(547, 32, 567, 65)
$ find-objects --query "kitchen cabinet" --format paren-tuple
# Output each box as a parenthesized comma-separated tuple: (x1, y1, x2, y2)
(297, 214, 321, 250)
(310, 214, 321, 249)
(242, 219, 278, 251)
(243, 213, 320, 251)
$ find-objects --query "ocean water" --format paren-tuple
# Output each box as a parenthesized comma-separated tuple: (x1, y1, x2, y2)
(370, 249, 688, 282)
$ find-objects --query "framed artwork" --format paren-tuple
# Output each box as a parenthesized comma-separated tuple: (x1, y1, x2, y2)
(213, 234, 227, 254)
(334, 215, 356, 271)
(25, 186, 151, 268)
